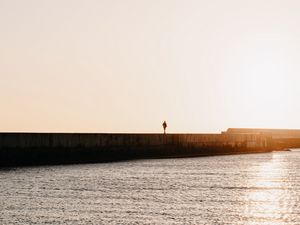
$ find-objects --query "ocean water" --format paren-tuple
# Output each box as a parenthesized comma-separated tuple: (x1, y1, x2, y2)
(1, 151, 300, 225)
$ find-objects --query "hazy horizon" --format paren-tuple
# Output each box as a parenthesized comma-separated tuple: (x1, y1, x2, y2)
(1, 0, 300, 133)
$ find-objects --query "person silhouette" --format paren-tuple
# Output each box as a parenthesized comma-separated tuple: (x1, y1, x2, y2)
(162, 121, 167, 134)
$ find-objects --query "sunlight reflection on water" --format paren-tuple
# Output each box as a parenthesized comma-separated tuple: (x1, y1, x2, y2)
(244, 152, 295, 225)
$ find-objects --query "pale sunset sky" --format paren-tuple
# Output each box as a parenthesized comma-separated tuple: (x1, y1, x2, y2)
(1, 0, 300, 133)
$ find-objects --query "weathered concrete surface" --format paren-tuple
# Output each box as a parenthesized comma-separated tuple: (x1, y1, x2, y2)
(0, 132, 273, 167)
(226, 128, 300, 149)
(226, 128, 300, 139)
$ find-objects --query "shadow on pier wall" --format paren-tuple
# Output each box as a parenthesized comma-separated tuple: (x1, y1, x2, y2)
(0, 133, 273, 167)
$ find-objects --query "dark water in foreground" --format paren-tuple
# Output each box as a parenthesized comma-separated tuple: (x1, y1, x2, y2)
(1, 151, 300, 225)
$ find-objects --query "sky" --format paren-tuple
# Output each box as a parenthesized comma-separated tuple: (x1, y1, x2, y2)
(1, 0, 300, 133)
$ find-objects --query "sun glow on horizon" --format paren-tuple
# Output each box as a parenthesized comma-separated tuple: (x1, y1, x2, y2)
(1, 0, 300, 133)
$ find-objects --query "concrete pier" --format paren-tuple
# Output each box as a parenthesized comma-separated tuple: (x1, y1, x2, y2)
(226, 128, 300, 149)
(0, 132, 273, 167)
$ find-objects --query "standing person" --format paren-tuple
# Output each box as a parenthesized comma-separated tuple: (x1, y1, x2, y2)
(162, 121, 167, 134)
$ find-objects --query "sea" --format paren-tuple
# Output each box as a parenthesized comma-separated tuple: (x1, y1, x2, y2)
(1, 150, 300, 225)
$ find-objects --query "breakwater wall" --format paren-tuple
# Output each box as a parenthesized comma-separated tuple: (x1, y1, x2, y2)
(0, 133, 273, 167)
(226, 128, 300, 149)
